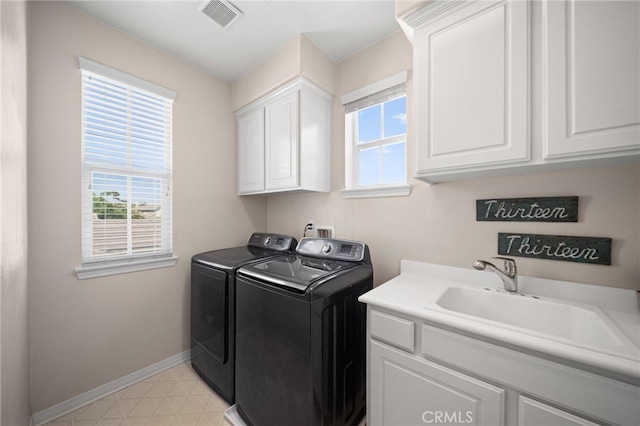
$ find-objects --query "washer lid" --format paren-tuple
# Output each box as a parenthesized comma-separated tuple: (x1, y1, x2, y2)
(239, 255, 354, 292)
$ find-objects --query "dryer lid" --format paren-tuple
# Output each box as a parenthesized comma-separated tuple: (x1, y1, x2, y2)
(191, 233, 297, 271)
(192, 246, 282, 271)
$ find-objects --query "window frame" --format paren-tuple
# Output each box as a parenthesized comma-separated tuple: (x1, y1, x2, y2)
(75, 57, 177, 279)
(341, 71, 411, 199)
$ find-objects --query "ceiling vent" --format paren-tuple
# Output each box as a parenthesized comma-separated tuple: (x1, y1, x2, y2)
(199, 0, 243, 29)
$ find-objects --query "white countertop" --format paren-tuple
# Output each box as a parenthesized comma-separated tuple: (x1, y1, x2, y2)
(359, 260, 640, 380)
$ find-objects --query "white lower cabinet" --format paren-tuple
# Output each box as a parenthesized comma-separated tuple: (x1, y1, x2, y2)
(370, 340, 504, 426)
(366, 307, 640, 426)
(518, 397, 600, 426)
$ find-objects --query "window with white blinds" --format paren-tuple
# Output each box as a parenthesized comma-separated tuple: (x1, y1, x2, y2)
(78, 58, 176, 277)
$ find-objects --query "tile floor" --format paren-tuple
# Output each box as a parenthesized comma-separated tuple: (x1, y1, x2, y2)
(43, 361, 231, 426)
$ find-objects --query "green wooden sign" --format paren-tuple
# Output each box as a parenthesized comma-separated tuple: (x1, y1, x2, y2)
(498, 233, 611, 265)
(477, 197, 578, 222)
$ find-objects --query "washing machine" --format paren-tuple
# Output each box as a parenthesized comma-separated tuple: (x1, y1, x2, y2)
(190, 232, 297, 403)
(232, 237, 373, 426)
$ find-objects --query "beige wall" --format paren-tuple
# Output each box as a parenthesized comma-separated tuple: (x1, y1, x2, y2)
(300, 35, 337, 96)
(28, 1, 266, 412)
(231, 34, 337, 111)
(231, 35, 302, 111)
(266, 31, 640, 290)
(1, 0, 31, 424)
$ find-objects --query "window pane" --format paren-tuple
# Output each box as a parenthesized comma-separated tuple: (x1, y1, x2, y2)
(358, 104, 381, 143)
(381, 142, 406, 184)
(131, 177, 163, 254)
(92, 173, 128, 219)
(91, 173, 129, 257)
(359, 146, 380, 186)
(131, 176, 162, 205)
(383, 96, 407, 138)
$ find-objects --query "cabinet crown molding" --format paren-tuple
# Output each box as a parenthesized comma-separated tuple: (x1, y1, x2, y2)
(235, 76, 332, 116)
(403, 0, 468, 29)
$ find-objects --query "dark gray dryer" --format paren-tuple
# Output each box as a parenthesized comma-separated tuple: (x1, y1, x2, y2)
(190, 232, 296, 403)
(234, 237, 373, 426)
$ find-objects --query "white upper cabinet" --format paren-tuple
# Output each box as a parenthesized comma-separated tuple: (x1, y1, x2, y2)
(404, 0, 639, 183)
(237, 108, 265, 194)
(264, 91, 299, 191)
(236, 78, 332, 195)
(412, 0, 530, 177)
(542, 0, 640, 160)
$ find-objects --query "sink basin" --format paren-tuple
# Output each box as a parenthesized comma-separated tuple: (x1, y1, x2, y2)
(434, 286, 639, 357)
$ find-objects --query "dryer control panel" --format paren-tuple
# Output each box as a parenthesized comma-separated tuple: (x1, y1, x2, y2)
(297, 237, 366, 262)
(247, 233, 297, 251)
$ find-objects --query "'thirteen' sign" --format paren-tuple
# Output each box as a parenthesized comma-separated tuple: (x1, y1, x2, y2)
(498, 233, 612, 265)
(477, 197, 578, 222)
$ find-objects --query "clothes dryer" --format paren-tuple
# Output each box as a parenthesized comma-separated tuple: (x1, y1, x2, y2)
(190, 232, 296, 403)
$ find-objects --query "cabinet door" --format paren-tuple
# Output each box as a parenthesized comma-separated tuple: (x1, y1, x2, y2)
(369, 341, 505, 426)
(542, 0, 640, 159)
(265, 91, 299, 191)
(414, 0, 529, 176)
(518, 396, 600, 426)
(237, 109, 265, 194)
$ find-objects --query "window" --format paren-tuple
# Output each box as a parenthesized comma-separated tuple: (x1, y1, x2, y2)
(76, 58, 177, 279)
(342, 71, 410, 198)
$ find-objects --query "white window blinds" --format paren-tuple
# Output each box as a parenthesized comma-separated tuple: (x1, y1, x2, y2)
(79, 58, 175, 266)
(341, 71, 407, 112)
(344, 83, 407, 114)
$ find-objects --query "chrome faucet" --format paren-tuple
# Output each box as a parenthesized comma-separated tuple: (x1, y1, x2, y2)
(473, 257, 518, 293)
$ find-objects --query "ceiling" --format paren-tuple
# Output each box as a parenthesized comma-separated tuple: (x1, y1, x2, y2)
(63, 0, 402, 82)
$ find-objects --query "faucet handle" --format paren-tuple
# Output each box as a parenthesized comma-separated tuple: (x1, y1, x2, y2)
(492, 256, 517, 274)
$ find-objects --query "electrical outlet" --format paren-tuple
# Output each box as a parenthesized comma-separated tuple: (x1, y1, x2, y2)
(316, 225, 334, 238)
(307, 221, 314, 232)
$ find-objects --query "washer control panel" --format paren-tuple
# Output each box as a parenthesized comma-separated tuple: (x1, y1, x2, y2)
(297, 238, 366, 261)
(247, 233, 296, 251)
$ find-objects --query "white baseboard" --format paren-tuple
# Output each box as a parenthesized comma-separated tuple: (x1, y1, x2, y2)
(30, 350, 191, 426)
(224, 404, 249, 426)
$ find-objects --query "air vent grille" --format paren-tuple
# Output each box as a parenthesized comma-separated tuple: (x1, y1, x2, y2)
(199, 0, 243, 29)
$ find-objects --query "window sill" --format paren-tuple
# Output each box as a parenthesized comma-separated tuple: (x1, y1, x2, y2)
(341, 184, 412, 199)
(75, 255, 178, 280)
